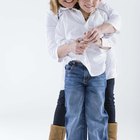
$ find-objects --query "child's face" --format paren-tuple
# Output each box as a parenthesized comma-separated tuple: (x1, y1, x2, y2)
(58, 0, 77, 8)
(78, 0, 101, 13)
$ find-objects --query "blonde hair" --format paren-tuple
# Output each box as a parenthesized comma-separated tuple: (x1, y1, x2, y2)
(50, 0, 60, 15)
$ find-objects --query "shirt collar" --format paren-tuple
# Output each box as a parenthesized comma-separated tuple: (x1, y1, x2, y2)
(59, 6, 98, 17)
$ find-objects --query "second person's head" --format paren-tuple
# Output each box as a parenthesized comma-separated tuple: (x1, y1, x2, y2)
(50, 0, 77, 14)
(78, 0, 101, 14)
(59, 0, 77, 8)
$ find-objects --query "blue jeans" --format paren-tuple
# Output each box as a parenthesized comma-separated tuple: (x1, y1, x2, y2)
(64, 61, 108, 140)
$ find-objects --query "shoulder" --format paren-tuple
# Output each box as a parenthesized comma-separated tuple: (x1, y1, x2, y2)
(46, 10, 58, 21)
(98, 1, 114, 13)
(96, 8, 108, 18)
(99, 0, 109, 7)
(46, 10, 58, 26)
(59, 8, 73, 18)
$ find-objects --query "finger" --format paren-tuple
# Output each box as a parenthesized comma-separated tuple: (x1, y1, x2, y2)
(75, 49, 84, 54)
(84, 31, 92, 39)
(91, 34, 100, 43)
(84, 31, 98, 42)
(77, 46, 86, 51)
(77, 42, 86, 46)
(94, 34, 100, 40)
(88, 29, 97, 38)
(90, 31, 98, 40)
(78, 44, 87, 50)
(76, 38, 83, 42)
(76, 47, 86, 52)
(79, 40, 89, 44)
(91, 28, 97, 34)
(78, 43, 88, 47)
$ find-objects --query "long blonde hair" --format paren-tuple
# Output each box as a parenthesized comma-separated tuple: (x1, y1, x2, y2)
(50, 0, 60, 15)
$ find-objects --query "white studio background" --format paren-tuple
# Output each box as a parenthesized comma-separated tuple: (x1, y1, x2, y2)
(0, 0, 139, 140)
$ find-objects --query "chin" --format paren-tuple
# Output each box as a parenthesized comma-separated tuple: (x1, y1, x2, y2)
(65, 3, 75, 8)
(85, 10, 92, 13)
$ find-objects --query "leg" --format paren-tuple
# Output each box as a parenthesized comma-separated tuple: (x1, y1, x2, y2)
(85, 73, 108, 140)
(49, 90, 66, 140)
(65, 62, 87, 140)
(105, 78, 115, 123)
(105, 78, 117, 140)
(53, 90, 66, 126)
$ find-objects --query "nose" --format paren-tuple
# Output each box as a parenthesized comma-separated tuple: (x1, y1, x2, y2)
(85, 0, 94, 3)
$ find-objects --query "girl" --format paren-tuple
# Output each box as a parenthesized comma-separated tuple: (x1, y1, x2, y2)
(55, 0, 115, 139)
(46, 0, 120, 139)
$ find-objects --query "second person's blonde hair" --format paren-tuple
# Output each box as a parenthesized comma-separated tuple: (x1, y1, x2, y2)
(50, 0, 60, 15)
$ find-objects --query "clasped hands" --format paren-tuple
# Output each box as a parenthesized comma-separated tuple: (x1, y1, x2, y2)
(69, 27, 102, 55)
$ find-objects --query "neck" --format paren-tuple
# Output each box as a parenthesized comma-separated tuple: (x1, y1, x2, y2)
(80, 9, 90, 21)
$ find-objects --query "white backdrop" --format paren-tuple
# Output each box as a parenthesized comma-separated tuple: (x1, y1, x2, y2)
(0, 0, 140, 139)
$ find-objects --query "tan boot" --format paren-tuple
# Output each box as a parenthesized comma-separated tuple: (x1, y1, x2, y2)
(49, 125, 65, 140)
(108, 123, 117, 140)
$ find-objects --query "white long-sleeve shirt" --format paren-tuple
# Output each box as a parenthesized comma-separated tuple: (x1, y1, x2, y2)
(46, 2, 120, 60)
(55, 8, 115, 76)
(46, 1, 121, 89)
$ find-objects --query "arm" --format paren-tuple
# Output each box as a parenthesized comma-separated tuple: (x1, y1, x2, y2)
(84, 2, 121, 46)
(46, 11, 72, 60)
(97, 23, 116, 34)
(55, 14, 88, 60)
(98, 1, 121, 48)
(46, 10, 59, 60)
(46, 10, 73, 61)
(99, 1, 121, 33)
(46, 10, 87, 61)
(55, 15, 72, 61)
(57, 41, 88, 59)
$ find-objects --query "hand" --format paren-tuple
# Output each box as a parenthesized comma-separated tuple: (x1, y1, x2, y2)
(94, 38, 102, 46)
(83, 27, 102, 43)
(69, 40, 88, 55)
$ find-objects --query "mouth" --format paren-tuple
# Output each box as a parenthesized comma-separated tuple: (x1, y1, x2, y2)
(84, 4, 94, 9)
(64, 0, 75, 3)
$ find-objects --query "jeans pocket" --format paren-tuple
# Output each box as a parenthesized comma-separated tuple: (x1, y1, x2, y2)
(65, 64, 72, 71)
(65, 61, 76, 71)
(93, 73, 106, 87)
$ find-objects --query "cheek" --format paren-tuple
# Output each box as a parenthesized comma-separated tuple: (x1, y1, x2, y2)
(58, 0, 65, 6)
(78, 1, 83, 7)
(60, 2, 69, 7)
(95, 1, 100, 6)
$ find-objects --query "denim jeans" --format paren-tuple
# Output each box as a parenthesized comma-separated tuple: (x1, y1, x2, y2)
(53, 79, 116, 126)
(64, 61, 108, 140)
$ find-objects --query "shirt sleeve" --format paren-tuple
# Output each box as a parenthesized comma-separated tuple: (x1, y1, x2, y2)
(46, 10, 59, 60)
(55, 14, 68, 62)
(101, 33, 116, 49)
(99, 1, 121, 32)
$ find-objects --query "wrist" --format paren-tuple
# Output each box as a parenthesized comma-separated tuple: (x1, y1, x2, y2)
(67, 41, 75, 54)
(97, 25, 103, 35)
(67, 44, 72, 53)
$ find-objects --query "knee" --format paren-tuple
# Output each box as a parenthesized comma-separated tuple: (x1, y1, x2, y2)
(57, 90, 65, 106)
(105, 97, 115, 111)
